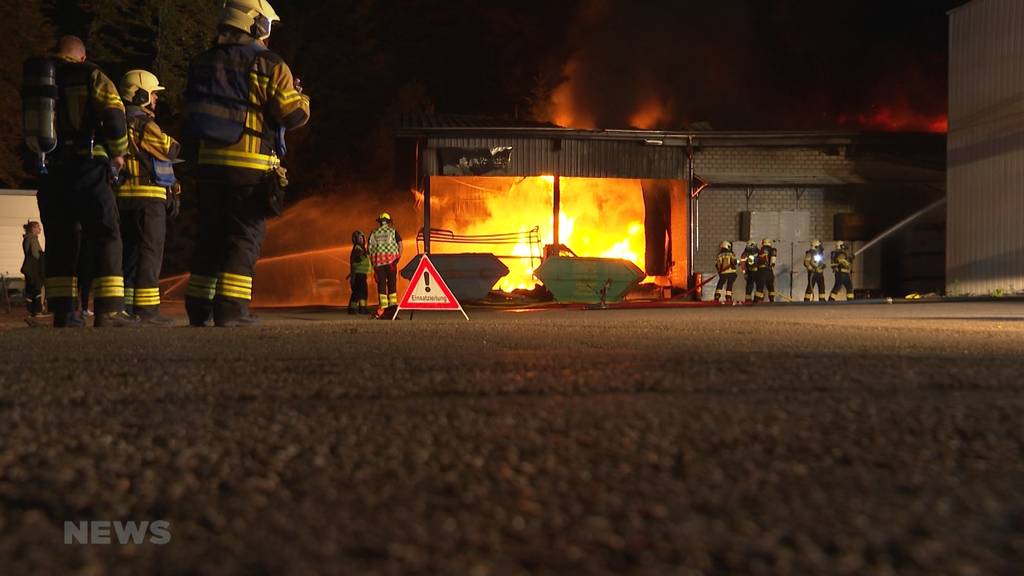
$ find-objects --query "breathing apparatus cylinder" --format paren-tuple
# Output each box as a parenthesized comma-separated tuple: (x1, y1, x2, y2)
(22, 57, 59, 172)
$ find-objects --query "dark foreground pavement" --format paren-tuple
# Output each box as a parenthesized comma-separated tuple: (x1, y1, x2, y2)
(1, 301, 1023, 575)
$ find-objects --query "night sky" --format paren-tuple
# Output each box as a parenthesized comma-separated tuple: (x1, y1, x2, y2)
(272, 0, 957, 134)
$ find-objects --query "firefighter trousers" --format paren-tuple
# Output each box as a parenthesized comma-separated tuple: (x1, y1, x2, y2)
(829, 272, 854, 301)
(714, 273, 737, 302)
(349, 273, 368, 310)
(743, 273, 756, 302)
(120, 199, 167, 318)
(37, 158, 125, 325)
(374, 265, 398, 308)
(754, 268, 775, 302)
(804, 271, 826, 301)
(185, 181, 267, 326)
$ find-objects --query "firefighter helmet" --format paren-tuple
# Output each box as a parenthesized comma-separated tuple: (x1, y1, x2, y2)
(352, 230, 365, 245)
(811, 239, 822, 249)
(119, 70, 165, 107)
(377, 212, 392, 223)
(719, 240, 732, 251)
(761, 238, 773, 247)
(835, 240, 846, 250)
(221, 0, 280, 40)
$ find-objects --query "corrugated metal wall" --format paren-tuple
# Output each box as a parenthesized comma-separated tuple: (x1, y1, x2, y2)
(948, 0, 1024, 296)
(425, 136, 687, 180)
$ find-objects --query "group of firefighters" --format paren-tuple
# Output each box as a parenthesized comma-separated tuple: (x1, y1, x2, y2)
(713, 238, 856, 304)
(22, 0, 310, 327)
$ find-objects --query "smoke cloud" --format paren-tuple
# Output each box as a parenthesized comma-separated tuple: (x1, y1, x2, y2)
(542, 0, 949, 132)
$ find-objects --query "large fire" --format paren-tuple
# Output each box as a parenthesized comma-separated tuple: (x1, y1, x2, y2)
(429, 176, 649, 292)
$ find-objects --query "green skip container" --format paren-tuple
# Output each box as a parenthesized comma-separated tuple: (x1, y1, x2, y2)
(533, 257, 646, 304)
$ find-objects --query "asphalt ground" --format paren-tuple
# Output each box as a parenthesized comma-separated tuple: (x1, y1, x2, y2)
(0, 301, 1023, 575)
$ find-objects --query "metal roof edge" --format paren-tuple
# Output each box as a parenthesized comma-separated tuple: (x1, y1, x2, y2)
(396, 127, 943, 148)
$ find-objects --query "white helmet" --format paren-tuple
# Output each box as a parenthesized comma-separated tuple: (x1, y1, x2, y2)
(119, 70, 165, 107)
(221, 0, 280, 40)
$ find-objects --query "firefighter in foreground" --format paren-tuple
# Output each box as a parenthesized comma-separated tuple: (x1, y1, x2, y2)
(739, 241, 758, 303)
(25, 36, 132, 327)
(348, 230, 370, 314)
(116, 70, 181, 325)
(183, 0, 310, 327)
(829, 241, 855, 301)
(803, 239, 827, 302)
(753, 238, 777, 303)
(367, 213, 402, 319)
(713, 241, 737, 304)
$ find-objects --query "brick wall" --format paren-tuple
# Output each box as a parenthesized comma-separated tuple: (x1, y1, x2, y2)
(691, 147, 857, 274)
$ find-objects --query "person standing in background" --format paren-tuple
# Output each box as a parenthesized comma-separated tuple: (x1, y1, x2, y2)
(21, 221, 46, 317)
(348, 230, 370, 314)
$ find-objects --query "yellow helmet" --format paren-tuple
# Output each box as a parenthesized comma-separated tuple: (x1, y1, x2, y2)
(719, 240, 732, 250)
(377, 212, 392, 223)
(221, 0, 280, 40)
(761, 238, 773, 247)
(119, 70, 164, 106)
(811, 239, 822, 249)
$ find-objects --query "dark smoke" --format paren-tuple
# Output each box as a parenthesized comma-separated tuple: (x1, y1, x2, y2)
(544, 0, 950, 131)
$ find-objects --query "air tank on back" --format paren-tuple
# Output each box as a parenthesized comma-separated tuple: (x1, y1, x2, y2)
(22, 57, 58, 170)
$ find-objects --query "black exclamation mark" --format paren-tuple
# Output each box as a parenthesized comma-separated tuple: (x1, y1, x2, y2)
(424, 271, 432, 293)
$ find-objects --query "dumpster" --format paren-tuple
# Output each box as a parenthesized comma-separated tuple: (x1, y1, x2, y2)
(533, 256, 645, 304)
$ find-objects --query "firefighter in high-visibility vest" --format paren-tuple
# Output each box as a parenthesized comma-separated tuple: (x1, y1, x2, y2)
(348, 230, 371, 314)
(183, 0, 310, 327)
(24, 36, 133, 327)
(829, 241, 855, 301)
(803, 239, 827, 302)
(116, 70, 180, 325)
(753, 238, 777, 303)
(367, 212, 402, 318)
(713, 241, 738, 304)
(739, 241, 758, 303)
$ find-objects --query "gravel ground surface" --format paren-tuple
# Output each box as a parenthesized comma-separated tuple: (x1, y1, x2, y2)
(1, 301, 1023, 575)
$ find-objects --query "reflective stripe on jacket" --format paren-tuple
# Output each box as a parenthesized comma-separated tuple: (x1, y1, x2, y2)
(368, 225, 401, 266)
(186, 31, 309, 176)
(351, 244, 372, 275)
(55, 58, 127, 158)
(118, 106, 180, 200)
(716, 251, 737, 274)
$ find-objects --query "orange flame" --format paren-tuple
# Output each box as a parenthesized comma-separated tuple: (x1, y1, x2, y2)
(628, 99, 670, 130)
(430, 176, 650, 292)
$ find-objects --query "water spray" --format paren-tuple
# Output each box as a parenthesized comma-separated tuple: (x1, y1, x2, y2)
(854, 197, 946, 257)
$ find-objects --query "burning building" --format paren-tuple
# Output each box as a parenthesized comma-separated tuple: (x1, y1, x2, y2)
(395, 115, 945, 302)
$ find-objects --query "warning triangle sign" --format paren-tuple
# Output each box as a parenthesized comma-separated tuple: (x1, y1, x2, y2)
(393, 255, 469, 320)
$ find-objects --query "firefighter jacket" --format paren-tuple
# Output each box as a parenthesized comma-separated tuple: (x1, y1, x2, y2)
(185, 30, 310, 184)
(740, 246, 758, 273)
(804, 248, 826, 273)
(368, 224, 402, 267)
(831, 249, 854, 274)
(54, 57, 127, 160)
(756, 246, 777, 271)
(117, 106, 180, 201)
(350, 243, 372, 275)
(716, 250, 738, 274)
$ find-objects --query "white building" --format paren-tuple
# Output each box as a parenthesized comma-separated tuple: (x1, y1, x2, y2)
(947, 0, 1024, 296)
(0, 189, 43, 281)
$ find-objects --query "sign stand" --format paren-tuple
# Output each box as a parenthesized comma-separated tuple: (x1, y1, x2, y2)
(392, 255, 469, 320)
